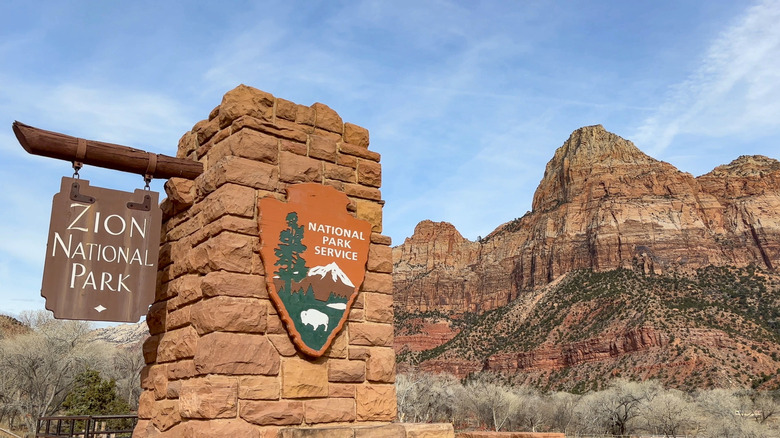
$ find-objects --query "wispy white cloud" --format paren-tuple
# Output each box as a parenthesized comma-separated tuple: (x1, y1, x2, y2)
(634, 0, 780, 157)
(0, 81, 191, 151)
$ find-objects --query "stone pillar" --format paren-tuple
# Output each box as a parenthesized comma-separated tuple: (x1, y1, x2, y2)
(134, 85, 399, 437)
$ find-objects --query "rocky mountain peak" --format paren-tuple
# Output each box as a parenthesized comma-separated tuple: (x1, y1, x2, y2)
(703, 155, 780, 178)
(698, 155, 780, 199)
(403, 220, 467, 245)
(532, 125, 665, 212)
(551, 125, 653, 166)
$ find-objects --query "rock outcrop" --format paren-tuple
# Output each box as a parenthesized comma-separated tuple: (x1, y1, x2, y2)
(393, 125, 780, 314)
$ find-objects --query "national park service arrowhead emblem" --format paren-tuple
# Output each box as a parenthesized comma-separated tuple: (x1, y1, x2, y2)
(259, 183, 371, 357)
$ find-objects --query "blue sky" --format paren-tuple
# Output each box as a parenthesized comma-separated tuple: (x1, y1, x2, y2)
(1, 0, 779, 318)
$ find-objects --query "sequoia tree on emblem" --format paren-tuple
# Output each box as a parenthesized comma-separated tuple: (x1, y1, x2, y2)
(259, 183, 372, 357)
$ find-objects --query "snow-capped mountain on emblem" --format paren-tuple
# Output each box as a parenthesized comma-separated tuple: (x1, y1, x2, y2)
(298, 262, 355, 301)
(309, 262, 354, 286)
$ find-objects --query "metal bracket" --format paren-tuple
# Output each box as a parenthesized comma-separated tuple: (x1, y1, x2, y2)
(70, 181, 96, 204)
(127, 194, 152, 211)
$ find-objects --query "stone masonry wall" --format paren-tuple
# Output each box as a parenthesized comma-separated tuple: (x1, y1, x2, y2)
(134, 84, 396, 437)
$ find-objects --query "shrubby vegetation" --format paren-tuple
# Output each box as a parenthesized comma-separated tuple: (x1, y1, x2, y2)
(0, 311, 141, 437)
(397, 371, 780, 437)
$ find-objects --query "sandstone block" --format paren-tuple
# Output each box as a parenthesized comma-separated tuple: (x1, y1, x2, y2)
(370, 234, 392, 246)
(197, 183, 256, 220)
(309, 135, 337, 163)
(179, 376, 238, 419)
(324, 163, 356, 183)
(190, 232, 256, 274)
(212, 128, 279, 164)
(241, 400, 304, 426)
(157, 326, 198, 363)
(349, 323, 393, 347)
(328, 359, 365, 383)
(367, 244, 393, 273)
(268, 333, 297, 356)
(312, 102, 343, 133)
(343, 123, 369, 148)
(219, 85, 275, 128)
(166, 306, 191, 330)
(329, 383, 356, 399)
(199, 156, 279, 193)
(357, 160, 381, 188)
(195, 332, 280, 375)
(364, 293, 393, 323)
(304, 398, 356, 424)
(362, 272, 392, 294)
(280, 428, 353, 438)
(281, 357, 329, 398)
(354, 424, 406, 438)
(165, 178, 195, 214)
(201, 271, 267, 298)
(267, 311, 285, 334)
(337, 153, 358, 169)
(144, 365, 168, 399)
(231, 116, 309, 143)
(167, 275, 203, 307)
(403, 423, 454, 438)
(325, 329, 348, 359)
(339, 142, 380, 162)
(344, 184, 381, 201)
(239, 375, 281, 400)
(177, 131, 199, 158)
(365, 347, 396, 383)
(355, 384, 396, 421)
(143, 335, 160, 364)
(194, 118, 219, 145)
(137, 391, 156, 419)
(193, 215, 259, 242)
(191, 296, 267, 335)
(279, 151, 323, 184)
(276, 98, 297, 121)
(281, 138, 307, 155)
(181, 419, 266, 438)
(315, 127, 345, 141)
(348, 308, 364, 322)
(166, 380, 181, 398)
(355, 199, 382, 233)
(151, 399, 182, 432)
(167, 360, 197, 380)
(348, 347, 370, 361)
(146, 301, 167, 336)
(296, 105, 316, 126)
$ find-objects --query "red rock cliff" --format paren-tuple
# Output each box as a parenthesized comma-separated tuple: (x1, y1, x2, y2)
(393, 125, 780, 313)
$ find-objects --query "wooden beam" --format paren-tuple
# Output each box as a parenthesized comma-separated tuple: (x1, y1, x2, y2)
(12, 121, 203, 180)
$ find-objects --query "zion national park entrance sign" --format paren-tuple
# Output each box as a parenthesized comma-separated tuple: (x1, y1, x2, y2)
(13, 85, 453, 437)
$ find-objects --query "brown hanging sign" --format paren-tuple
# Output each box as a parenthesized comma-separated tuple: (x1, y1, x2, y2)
(259, 183, 371, 357)
(41, 177, 162, 322)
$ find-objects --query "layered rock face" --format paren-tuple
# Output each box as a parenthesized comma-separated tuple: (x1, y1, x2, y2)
(394, 125, 780, 313)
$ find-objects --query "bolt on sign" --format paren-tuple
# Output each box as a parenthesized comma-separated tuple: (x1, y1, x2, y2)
(259, 183, 372, 357)
(41, 177, 162, 322)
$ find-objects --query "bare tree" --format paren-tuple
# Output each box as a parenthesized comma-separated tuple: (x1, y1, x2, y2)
(107, 343, 145, 410)
(463, 378, 518, 431)
(749, 391, 779, 425)
(396, 372, 464, 424)
(0, 311, 98, 436)
(547, 390, 580, 435)
(509, 386, 547, 432)
(642, 389, 701, 437)
(575, 379, 659, 436)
